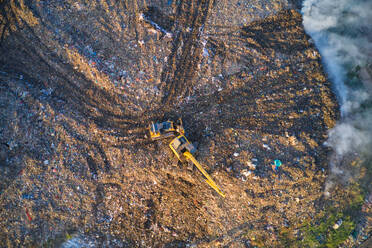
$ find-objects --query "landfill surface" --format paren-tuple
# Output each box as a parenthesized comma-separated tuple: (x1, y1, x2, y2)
(1, 0, 369, 247)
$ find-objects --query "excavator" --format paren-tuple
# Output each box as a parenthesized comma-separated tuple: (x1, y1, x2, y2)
(148, 119, 184, 141)
(148, 119, 225, 197)
(169, 135, 226, 198)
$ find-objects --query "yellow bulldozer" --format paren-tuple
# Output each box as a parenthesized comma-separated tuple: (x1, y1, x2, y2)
(148, 120, 225, 197)
(148, 119, 184, 141)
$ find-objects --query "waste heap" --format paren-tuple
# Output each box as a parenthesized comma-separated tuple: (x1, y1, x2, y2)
(0, 0, 339, 247)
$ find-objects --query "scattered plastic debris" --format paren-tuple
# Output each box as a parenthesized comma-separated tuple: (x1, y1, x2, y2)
(25, 208, 32, 222)
(241, 169, 252, 177)
(333, 219, 343, 230)
(247, 161, 256, 170)
(0, 2, 346, 247)
(263, 144, 271, 150)
(22, 194, 34, 200)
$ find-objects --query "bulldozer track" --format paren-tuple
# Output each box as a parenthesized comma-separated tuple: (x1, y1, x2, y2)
(161, 0, 213, 104)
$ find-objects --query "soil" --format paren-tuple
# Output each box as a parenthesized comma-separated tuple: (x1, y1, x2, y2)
(0, 0, 342, 247)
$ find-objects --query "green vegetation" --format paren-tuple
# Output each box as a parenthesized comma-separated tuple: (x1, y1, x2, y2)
(300, 212, 355, 248)
(280, 183, 365, 248)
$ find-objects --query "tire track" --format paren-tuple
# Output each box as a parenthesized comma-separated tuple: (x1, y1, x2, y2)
(161, 0, 214, 104)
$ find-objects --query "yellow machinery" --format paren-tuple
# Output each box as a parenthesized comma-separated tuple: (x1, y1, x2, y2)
(169, 135, 225, 197)
(148, 119, 184, 141)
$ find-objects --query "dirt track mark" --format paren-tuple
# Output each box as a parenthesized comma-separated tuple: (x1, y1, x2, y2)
(161, 0, 214, 105)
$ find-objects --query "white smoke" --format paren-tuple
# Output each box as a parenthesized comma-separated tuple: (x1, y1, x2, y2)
(302, 0, 372, 193)
(327, 122, 370, 156)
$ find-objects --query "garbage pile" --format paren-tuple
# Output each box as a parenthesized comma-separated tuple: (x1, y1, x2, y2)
(0, 1, 343, 247)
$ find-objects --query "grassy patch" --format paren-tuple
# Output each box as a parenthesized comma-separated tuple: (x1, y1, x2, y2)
(280, 183, 365, 248)
(300, 212, 355, 248)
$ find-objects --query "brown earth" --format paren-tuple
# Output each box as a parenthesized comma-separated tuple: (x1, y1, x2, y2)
(0, 0, 339, 247)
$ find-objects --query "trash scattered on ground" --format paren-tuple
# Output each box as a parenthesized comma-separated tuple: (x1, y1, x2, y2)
(333, 219, 343, 230)
(0, 1, 361, 247)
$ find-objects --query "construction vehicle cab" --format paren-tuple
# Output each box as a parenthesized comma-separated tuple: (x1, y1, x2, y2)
(149, 119, 184, 141)
(169, 135, 196, 162)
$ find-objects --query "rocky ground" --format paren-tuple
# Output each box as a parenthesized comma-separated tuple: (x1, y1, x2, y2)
(0, 0, 369, 247)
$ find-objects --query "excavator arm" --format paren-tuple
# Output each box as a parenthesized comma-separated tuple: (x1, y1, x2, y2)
(183, 151, 225, 197)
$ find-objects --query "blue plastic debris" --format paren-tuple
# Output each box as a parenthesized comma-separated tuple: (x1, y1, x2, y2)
(22, 193, 34, 200)
(271, 160, 282, 171)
